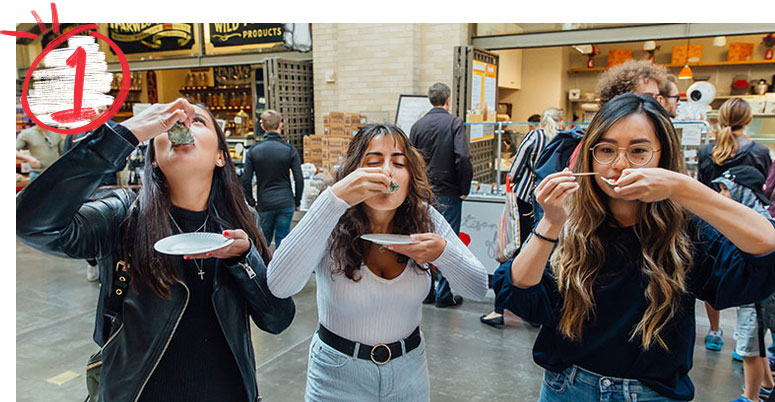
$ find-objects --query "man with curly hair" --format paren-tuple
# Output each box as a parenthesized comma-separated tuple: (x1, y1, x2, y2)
(596, 59, 667, 106)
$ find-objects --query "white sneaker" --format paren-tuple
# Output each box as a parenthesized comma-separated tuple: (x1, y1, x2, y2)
(86, 263, 99, 282)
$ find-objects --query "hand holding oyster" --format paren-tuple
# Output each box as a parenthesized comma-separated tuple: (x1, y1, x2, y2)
(167, 121, 195, 146)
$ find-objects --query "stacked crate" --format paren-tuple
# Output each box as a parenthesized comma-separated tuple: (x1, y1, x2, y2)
(303, 112, 368, 171)
(324, 112, 367, 136)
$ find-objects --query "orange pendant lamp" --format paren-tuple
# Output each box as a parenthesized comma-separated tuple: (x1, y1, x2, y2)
(678, 34, 693, 80)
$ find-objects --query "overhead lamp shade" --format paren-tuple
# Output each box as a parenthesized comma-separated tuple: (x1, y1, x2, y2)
(713, 36, 727, 47)
(643, 40, 657, 51)
(678, 64, 693, 80)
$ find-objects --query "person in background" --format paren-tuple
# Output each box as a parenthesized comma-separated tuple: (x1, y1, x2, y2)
(480, 107, 564, 328)
(242, 109, 304, 249)
(494, 94, 775, 402)
(16, 124, 63, 181)
(711, 166, 775, 402)
(659, 74, 680, 119)
(528, 114, 542, 131)
(410, 82, 474, 308)
(697, 97, 772, 354)
(266, 123, 487, 401)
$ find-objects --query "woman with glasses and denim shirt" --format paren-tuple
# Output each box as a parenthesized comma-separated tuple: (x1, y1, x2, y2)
(493, 94, 775, 401)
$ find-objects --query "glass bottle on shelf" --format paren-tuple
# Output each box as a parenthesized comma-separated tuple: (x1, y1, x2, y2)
(197, 72, 208, 88)
(185, 72, 196, 89)
(206, 92, 213, 107)
(218, 93, 226, 108)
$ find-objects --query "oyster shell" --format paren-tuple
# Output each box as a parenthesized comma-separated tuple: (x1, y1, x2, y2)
(385, 180, 400, 194)
(167, 121, 194, 146)
(600, 176, 618, 187)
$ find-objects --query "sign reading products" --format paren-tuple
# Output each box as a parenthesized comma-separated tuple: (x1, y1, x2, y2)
(209, 23, 284, 47)
(107, 23, 195, 54)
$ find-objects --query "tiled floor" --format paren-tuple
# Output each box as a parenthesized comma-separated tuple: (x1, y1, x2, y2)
(17, 239, 747, 401)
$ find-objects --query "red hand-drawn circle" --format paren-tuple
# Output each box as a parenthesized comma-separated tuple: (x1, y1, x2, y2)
(21, 24, 131, 135)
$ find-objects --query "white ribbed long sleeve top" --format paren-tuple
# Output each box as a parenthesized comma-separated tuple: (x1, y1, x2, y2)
(267, 188, 489, 345)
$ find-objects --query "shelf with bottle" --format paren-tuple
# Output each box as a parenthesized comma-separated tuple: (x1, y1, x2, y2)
(569, 59, 775, 72)
(180, 85, 251, 92)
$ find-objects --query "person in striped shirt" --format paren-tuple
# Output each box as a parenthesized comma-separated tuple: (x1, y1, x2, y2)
(480, 107, 564, 328)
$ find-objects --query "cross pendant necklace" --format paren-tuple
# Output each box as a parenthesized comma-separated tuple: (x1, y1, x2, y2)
(169, 212, 209, 281)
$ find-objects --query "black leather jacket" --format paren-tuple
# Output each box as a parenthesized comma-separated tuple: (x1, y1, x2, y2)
(16, 124, 295, 402)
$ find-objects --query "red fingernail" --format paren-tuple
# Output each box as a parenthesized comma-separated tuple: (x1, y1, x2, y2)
(184, 256, 190, 260)
(207, 253, 213, 257)
(224, 231, 229, 236)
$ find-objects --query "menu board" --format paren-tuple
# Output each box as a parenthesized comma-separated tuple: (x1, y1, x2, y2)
(469, 60, 497, 142)
(107, 23, 194, 54)
(208, 24, 284, 47)
(395, 95, 433, 137)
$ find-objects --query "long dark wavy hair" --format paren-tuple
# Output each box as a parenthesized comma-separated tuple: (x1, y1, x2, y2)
(328, 124, 435, 281)
(552, 94, 693, 350)
(121, 104, 270, 298)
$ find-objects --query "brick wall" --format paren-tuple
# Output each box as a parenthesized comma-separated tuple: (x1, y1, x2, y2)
(312, 23, 469, 136)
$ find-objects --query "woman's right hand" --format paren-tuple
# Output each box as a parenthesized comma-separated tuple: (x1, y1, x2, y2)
(534, 168, 578, 226)
(119, 98, 197, 143)
(330, 167, 391, 206)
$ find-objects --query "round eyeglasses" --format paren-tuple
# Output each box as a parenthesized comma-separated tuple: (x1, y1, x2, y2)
(590, 143, 661, 166)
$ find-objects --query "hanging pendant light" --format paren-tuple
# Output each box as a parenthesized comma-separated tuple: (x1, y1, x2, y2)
(678, 34, 693, 80)
(678, 64, 693, 80)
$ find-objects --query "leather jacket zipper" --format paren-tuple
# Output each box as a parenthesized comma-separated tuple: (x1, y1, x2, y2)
(245, 308, 260, 401)
(133, 280, 190, 402)
(103, 322, 125, 349)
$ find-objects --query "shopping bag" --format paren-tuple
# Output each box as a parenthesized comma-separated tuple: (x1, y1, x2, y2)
(495, 175, 521, 263)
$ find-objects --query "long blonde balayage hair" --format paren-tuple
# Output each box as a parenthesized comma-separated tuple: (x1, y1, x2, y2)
(550, 94, 694, 350)
(712, 97, 753, 165)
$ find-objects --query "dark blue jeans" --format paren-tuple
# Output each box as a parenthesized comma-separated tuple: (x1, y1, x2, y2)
(258, 206, 295, 249)
(432, 195, 462, 303)
(540, 366, 680, 402)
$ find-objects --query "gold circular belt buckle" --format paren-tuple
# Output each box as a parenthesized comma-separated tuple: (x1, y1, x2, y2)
(370, 343, 391, 365)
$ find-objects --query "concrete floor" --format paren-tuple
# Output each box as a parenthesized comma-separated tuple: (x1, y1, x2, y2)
(17, 238, 749, 402)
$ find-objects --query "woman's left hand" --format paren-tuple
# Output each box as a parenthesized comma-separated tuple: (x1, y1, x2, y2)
(184, 229, 251, 260)
(385, 233, 447, 265)
(613, 168, 684, 203)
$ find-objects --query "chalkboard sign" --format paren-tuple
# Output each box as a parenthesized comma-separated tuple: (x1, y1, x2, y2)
(107, 23, 194, 54)
(395, 94, 433, 137)
(209, 23, 284, 47)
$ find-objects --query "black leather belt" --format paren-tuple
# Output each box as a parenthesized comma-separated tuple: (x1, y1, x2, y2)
(317, 325, 421, 365)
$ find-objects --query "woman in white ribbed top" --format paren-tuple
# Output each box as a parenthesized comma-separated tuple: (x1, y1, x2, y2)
(267, 124, 488, 401)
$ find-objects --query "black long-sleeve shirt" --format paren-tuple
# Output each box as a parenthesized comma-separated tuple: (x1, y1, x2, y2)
(410, 107, 473, 197)
(139, 205, 246, 402)
(241, 132, 303, 211)
(494, 217, 775, 400)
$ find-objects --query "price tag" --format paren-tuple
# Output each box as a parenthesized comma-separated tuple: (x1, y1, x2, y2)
(681, 126, 702, 146)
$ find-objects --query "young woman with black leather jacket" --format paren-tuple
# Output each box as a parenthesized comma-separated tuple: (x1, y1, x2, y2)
(16, 99, 295, 402)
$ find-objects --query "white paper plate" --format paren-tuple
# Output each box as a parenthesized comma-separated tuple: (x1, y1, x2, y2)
(360, 234, 417, 246)
(154, 233, 234, 255)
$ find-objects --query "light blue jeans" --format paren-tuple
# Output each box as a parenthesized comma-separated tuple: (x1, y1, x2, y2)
(305, 332, 430, 402)
(539, 366, 682, 402)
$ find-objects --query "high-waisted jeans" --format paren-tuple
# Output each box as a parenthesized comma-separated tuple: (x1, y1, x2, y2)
(539, 365, 682, 402)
